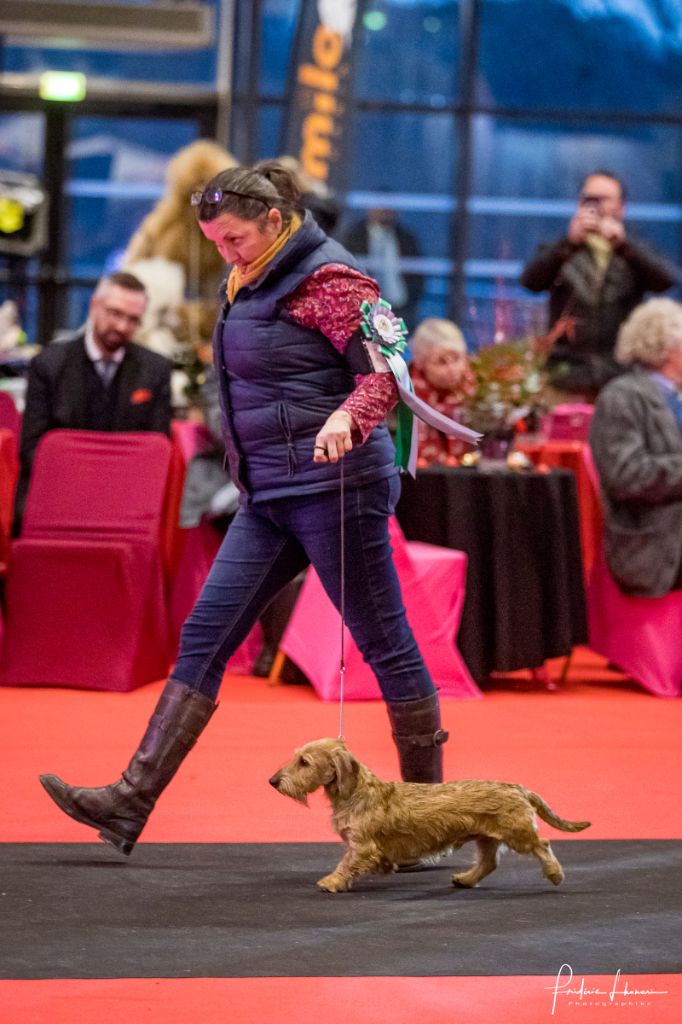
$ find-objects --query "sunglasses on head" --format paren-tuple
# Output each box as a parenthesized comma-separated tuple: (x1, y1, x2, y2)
(190, 187, 272, 210)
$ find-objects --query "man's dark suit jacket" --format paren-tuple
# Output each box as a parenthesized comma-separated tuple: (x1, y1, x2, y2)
(590, 366, 682, 597)
(15, 330, 172, 528)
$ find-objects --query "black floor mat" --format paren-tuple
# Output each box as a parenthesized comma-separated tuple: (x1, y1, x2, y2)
(1, 841, 680, 979)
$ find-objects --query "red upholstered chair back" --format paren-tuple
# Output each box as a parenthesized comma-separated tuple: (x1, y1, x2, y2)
(0, 392, 21, 443)
(0, 428, 19, 572)
(1, 430, 177, 690)
(22, 430, 173, 543)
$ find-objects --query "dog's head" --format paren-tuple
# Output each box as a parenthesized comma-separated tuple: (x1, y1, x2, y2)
(269, 738, 360, 806)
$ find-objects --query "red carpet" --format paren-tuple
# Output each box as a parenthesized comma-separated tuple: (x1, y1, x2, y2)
(1, 647, 680, 1022)
(2, 649, 680, 844)
(2, 976, 680, 1024)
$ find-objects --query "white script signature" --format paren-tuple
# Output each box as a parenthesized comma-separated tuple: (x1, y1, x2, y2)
(547, 964, 668, 1015)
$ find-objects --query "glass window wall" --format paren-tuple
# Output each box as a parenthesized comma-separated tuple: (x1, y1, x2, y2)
(354, 0, 460, 106)
(0, 113, 47, 346)
(4, 0, 682, 346)
(65, 116, 199, 281)
(477, 0, 682, 116)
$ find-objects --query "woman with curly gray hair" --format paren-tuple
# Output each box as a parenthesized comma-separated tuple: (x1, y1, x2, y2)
(590, 296, 682, 597)
(614, 297, 682, 370)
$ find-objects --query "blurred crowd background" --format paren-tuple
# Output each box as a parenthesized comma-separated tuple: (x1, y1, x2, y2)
(2, 0, 681, 374)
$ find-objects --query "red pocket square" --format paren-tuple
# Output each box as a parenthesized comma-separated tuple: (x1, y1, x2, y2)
(131, 388, 152, 405)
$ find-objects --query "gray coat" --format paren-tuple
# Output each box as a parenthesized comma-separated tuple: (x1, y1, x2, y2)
(590, 366, 682, 596)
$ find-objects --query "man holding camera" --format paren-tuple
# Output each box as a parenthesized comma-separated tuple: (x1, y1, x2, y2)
(521, 171, 676, 398)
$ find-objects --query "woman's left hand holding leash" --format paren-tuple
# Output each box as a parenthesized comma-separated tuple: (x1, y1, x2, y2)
(314, 411, 354, 463)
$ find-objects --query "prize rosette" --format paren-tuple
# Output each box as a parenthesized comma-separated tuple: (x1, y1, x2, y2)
(359, 299, 481, 475)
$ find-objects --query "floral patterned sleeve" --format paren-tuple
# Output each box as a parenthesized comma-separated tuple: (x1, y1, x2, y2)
(284, 263, 399, 442)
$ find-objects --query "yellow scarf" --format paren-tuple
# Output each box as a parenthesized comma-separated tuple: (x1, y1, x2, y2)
(586, 231, 613, 273)
(226, 213, 302, 303)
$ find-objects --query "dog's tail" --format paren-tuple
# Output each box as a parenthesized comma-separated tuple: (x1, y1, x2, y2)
(527, 791, 591, 832)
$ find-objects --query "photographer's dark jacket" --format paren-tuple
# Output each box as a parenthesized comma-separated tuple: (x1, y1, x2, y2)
(521, 236, 675, 394)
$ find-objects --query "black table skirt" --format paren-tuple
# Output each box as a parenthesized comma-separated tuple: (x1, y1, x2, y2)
(396, 466, 588, 681)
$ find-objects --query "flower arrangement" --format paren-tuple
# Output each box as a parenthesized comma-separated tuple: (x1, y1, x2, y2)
(459, 334, 551, 438)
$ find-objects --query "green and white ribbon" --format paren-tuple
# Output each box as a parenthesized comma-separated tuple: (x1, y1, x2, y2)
(360, 299, 482, 476)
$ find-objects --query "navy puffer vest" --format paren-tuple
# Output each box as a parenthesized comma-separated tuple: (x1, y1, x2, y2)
(212, 212, 397, 502)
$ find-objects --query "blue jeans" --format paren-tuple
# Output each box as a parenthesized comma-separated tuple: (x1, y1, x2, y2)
(171, 475, 435, 704)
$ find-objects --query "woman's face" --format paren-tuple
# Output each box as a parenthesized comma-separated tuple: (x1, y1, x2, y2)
(422, 347, 468, 392)
(199, 208, 283, 270)
(661, 340, 682, 388)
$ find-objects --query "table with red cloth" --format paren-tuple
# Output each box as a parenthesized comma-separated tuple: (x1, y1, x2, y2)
(514, 439, 600, 581)
(395, 464, 587, 682)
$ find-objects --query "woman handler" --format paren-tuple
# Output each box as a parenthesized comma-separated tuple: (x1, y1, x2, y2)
(40, 162, 453, 856)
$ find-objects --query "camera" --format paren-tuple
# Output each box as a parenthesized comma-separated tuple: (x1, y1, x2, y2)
(579, 195, 603, 212)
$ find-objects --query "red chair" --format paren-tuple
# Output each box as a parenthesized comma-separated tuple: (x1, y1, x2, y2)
(0, 430, 177, 691)
(583, 445, 682, 698)
(0, 428, 18, 574)
(0, 392, 21, 444)
(0, 427, 19, 653)
(275, 517, 482, 701)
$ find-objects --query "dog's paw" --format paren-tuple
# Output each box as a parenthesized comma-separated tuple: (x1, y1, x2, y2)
(317, 873, 350, 893)
(451, 871, 478, 888)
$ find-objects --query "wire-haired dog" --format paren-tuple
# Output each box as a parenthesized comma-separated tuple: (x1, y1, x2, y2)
(269, 737, 590, 893)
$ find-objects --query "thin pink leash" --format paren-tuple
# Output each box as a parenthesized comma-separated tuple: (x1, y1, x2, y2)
(338, 457, 346, 739)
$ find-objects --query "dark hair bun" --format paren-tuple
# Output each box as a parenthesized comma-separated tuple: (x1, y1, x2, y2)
(254, 160, 302, 208)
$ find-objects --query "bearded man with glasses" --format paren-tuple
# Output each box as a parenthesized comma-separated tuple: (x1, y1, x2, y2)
(14, 270, 172, 531)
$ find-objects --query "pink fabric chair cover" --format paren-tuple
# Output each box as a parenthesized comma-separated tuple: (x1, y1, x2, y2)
(542, 403, 594, 441)
(170, 419, 215, 462)
(0, 392, 21, 444)
(169, 420, 262, 675)
(0, 428, 17, 658)
(0, 430, 175, 691)
(0, 428, 18, 573)
(583, 445, 682, 698)
(279, 517, 482, 701)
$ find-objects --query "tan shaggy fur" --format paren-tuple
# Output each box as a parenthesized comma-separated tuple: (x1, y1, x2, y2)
(269, 738, 591, 893)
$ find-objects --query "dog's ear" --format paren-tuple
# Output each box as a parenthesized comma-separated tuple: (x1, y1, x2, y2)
(328, 745, 359, 801)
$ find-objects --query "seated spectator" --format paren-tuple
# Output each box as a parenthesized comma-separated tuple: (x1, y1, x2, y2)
(14, 271, 172, 531)
(590, 297, 682, 597)
(409, 318, 475, 465)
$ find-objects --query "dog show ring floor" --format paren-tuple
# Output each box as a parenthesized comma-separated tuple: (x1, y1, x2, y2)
(1, 650, 680, 1023)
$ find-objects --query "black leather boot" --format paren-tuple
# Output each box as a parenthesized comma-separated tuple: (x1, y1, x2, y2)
(385, 691, 449, 783)
(39, 680, 217, 856)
